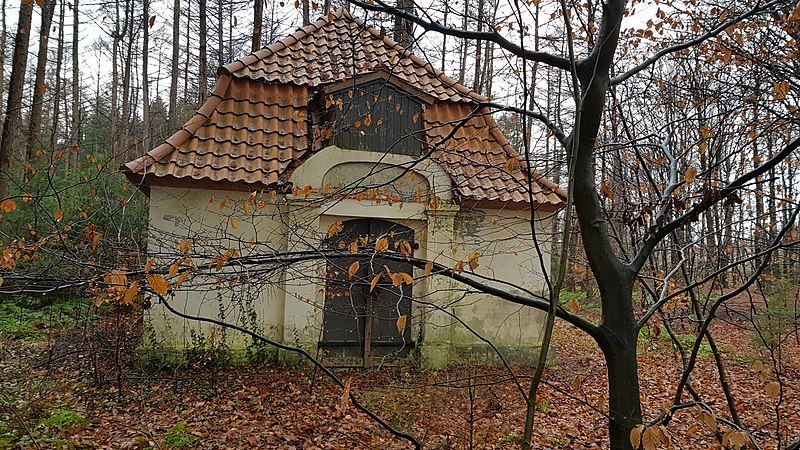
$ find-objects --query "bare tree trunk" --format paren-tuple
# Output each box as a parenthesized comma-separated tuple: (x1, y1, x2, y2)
(199, 0, 207, 102)
(252, 0, 262, 52)
(51, 0, 65, 151)
(142, 0, 150, 149)
(26, 0, 57, 161)
(169, 0, 179, 125)
(0, 0, 7, 105)
(302, 0, 309, 26)
(216, 0, 223, 65)
(183, 0, 190, 98)
(457, 0, 467, 84)
(471, 0, 484, 93)
(392, 0, 414, 48)
(121, 0, 133, 128)
(0, 0, 34, 198)
(70, 0, 80, 151)
(111, 0, 120, 140)
(439, 0, 447, 73)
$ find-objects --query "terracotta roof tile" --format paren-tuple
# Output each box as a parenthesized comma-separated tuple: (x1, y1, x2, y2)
(123, 8, 564, 208)
(220, 8, 483, 104)
(425, 102, 565, 207)
(123, 77, 307, 190)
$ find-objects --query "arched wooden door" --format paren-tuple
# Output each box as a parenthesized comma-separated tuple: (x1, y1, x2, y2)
(321, 219, 415, 364)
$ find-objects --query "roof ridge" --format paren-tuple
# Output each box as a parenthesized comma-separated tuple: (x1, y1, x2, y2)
(220, 8, 345, 77)
(219, 7, 486, 104)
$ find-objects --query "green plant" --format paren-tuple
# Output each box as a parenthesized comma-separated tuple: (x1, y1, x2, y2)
(751, 278, 799, 350)
(162, 422, 199, 448)
(42, 409, 90, 433)
(0, 296, 88, 339)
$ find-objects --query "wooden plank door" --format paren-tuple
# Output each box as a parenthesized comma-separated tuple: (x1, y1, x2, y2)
(320, 219, 414, 363)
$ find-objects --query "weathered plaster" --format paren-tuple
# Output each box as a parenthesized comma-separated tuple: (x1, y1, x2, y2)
(144, 146, 553, 367)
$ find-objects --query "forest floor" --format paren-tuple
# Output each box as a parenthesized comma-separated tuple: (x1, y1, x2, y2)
(1, 295, 798, 449)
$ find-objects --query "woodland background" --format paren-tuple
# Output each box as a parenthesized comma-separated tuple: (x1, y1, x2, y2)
(0, 0, 798, 448)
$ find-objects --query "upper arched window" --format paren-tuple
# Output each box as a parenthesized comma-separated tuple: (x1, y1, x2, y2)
(310, 74, 431, 156)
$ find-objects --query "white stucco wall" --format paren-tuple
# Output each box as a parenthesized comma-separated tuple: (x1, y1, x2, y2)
(144, 146, 556, 366)
(146, 186, 288, 347)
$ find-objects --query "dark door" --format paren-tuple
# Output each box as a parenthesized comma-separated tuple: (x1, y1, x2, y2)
(321, 219, 414, 363)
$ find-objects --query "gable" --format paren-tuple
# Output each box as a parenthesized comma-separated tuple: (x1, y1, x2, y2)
(221, 8, 481, 104)
(313, 78, 425, 157)
(122, 9, 565, 209)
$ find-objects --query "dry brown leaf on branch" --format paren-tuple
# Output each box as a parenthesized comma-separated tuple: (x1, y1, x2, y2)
(122, 281, 139, 305)
(147, 274, 169, 296)
(424, 261, 433, 277)
(600, 180, 615, 199)
(684, 166, 698, 184)
(396, 315, 407, 333)
(374, 237, 389, 253)
(347, 261, 360, 279)
(369, 274, 381, 292)
(630, 424, 644, 449)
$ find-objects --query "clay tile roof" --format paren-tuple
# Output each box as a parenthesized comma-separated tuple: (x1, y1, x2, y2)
(425, 102, 565, 208)
(220, 8, 482, 104)
(123, 8, 565, 208)
(123, 76, 308, 192)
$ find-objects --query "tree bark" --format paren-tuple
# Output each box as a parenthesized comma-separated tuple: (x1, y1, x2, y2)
(216, 0, 223, 65)
(168, 0, 179, 125)
(568, 0, 641, 447)
(26, 0, 57, 161)
(471, 0, 484, 93)
(111, 0, 120, 140)
(142, 0, 150, 149)
(250, 0, 264, 52)
(183, 0, 190, 98)
(597, 281, 643, 450)
(51, 0, 65, 151)
(70, 0, 80, 150)
(0, 0, 7, 105)
(0, 0, 34, 198)
(199, 0, 207, 102)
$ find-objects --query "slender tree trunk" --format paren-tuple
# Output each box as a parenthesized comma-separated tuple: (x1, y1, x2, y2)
(183, 0, 190, 98)
(120, 0, 134, 159)
(457, 0, 468, 84)
(250, 0, 264, 52)
(0, 0, 34, 198)
(199, 0, 207, 102)
(111, 0, 120, 140)
(568, 1, 641, 447)
(121, 0, 133, 127)
(439, 0, 447, 73)
(302, 0, 309, 26)
(142, 0, 150, 150)
(70, 0, 80, 150)
(0, 0, 7, 105)
(471, 0, 484, 93)
(51, 0, 65, 151)
(216, 0, 222, 65)
(26, 0, 57, 161)
(169, 0, 179, 125)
